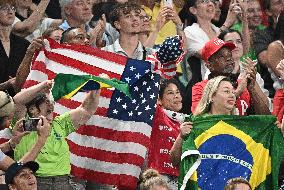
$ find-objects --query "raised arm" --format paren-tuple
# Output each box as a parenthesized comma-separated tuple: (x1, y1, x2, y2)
(13, 80, 53, 119)
(14, 39, 45, 92)
(239, 0, 250, 54)
(143, 7, 167, 48)
(69, 90, 101, 129)
(12, 0, 50, 37)
(245, 58, 270, 114)
(167, 7, 187, 51)
(13, 80, 52, 106)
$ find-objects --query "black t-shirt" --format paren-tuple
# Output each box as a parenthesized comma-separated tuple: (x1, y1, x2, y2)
(0, 33, 30, 95)
(0, 184, 8, 190)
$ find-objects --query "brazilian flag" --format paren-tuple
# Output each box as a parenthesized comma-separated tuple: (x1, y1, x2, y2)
(179, 115, 284, 190)
(51, 73, 131, 101)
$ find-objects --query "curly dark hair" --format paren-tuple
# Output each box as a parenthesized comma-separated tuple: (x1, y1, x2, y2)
(109, 2, 141, 29)
(159, 78, 182, 100)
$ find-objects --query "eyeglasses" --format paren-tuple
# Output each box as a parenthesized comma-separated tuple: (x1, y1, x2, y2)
(140, 15, 152, 22)
(0, 91, 12, 110)
(0, 5, 16, 12)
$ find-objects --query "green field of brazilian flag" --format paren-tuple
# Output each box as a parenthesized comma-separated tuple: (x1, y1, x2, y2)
(179, 115, 284, 190)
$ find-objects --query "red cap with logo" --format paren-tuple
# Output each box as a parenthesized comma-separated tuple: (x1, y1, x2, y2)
(201, 38, 236, 64)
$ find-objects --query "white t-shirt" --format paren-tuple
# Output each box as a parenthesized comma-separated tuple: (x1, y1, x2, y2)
(184, 23, 220, 79)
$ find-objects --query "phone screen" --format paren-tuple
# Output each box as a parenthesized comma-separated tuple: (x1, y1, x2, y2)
(164, 0, 173, 7)
(23, 118, 40, 131)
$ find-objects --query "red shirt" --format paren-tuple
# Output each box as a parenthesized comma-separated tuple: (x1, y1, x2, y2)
(148, 105, 180, 176)
(191, 80, 251, 115)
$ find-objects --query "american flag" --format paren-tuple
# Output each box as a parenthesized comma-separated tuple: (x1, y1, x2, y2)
(24, 38, 183, 189)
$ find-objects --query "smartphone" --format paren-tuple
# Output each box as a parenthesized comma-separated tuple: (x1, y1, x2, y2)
(23, 118, 40, 131)
(164, 0, 173, 7)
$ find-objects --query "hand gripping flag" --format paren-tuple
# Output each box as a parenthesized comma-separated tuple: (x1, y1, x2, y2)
(24, 38, 184, 189)
(179, 115, 284, 190)
(51, 73, 131, 101)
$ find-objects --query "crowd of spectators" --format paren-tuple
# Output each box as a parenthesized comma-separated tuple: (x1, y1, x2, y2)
(0, 0, 284, 189)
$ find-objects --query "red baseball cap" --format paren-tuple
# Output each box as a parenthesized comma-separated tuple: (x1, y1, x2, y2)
(201, 38, 236, 64)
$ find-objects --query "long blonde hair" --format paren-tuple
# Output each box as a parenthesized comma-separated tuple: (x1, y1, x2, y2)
(194, 76, 235, 116)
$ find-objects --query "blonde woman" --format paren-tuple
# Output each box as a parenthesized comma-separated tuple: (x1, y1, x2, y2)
(140, 169, 170, 190)
(170, 76, 236, 165)
(224, 177, 252, 190)
(194, 76, 236, 116)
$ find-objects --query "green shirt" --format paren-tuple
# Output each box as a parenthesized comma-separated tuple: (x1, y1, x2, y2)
(14, 112, 75, 177)
(231, 22, 266, 33)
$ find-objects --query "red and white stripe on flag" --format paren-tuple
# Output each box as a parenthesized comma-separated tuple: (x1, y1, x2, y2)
(24, 39, 152, 189)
